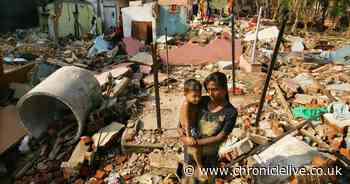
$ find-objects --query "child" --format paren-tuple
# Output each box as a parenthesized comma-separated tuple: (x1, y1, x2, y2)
(179, 79, 204, 171)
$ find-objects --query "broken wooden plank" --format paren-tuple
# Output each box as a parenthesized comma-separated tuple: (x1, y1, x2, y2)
(272, 81, 294, 120)
(15, 159, 35, 179)
(129, 52, 153, 66)
(92, 122, 125, 147)
(48, 137, 63, 160)
(94, 67, 131, 86)
(299, 129, 331, 149)
(61, 139, 95, 172)
(112, 78, 130, 97)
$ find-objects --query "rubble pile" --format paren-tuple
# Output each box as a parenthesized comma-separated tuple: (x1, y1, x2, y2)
(2, 3, 350, 184)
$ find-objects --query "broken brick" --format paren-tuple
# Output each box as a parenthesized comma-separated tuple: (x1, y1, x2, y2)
(115, 155, 128, 165)
(95, 170, 107, 179)
(329, 137, 343, 151)
(340, 148, 350, 160)
(74, 178, 85, 184)
(271, 121, 284, 137)
(311, 155, 332, 168)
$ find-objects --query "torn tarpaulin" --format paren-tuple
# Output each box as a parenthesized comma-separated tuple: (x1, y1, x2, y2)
(88, 35, 113, 58)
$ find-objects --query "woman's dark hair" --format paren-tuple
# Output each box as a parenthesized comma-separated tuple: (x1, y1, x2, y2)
(204, 72, 230, 101)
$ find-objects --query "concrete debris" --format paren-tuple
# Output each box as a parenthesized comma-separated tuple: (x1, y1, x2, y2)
(149, 151, 182, 171)
(2, 6, 350, 184)
(251, 135, 321, 184)
(61, 138, 95, 177)
(156, 35, 174, 44)
(290, 37, 305, 52)
(92, 122, 125, 147)
(129, 52, 153, 66)
(95, 66, 131, 86)
(244, 26, 279, 42)
(328, 102, 350, 120)
(294, 94, 329, 105)
(219, 137, 254, 160)
(326, 83, 350, 92)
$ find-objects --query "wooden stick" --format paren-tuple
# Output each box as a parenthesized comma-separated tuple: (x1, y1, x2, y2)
(272, 81, 294, 120)
(251, 7, 262, 64)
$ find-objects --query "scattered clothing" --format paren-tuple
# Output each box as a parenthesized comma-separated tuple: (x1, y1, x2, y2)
(292, 106, 328, 121)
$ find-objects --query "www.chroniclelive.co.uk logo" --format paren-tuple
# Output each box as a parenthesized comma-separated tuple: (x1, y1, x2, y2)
(184, 165, 343, 177)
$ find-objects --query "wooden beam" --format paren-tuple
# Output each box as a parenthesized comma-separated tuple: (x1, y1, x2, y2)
(272, 81, 294, 120)
(112, 77, 130, 97)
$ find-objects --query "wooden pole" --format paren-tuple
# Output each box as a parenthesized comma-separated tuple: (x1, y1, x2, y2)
(152, 43, 162, 129)
(251, 7, 262, 64)
(254, 11, 289, 127)
(231, 12, 235, 90)
(165, 27, 170, 90)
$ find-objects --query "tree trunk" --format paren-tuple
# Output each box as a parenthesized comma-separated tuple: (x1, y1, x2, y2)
(272, 0, 280, 20)
(291, 0, 302, 33)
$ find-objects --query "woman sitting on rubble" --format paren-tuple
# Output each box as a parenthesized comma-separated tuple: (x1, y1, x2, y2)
(179, 72, 238, 183)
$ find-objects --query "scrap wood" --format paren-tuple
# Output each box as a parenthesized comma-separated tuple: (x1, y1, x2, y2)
(271, 81, 294, 120)
(112, 77, 131, 97)
(273, 77, 350, 167)
(228, 120, 311, 166)
(312, 64, 331, 73)
(272, 81, 332, 149)
(15, 157, 38, 179)
(317, 148, 350, 168)
(94, 66, 131, 86)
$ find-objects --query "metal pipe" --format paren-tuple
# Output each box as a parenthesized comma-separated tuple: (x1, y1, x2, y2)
(251, 7, 262, 64)
(231, 12, 235, 91)
(17, 66, 103, 143)
(152, 43, 162, 129)
(254, 11, 289, 127)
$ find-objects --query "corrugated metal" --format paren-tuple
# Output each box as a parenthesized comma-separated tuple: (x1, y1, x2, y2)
(46, 1, 99, 38)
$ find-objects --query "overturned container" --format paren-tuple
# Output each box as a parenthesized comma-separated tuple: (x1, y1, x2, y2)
(17, 66, 102, 142)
